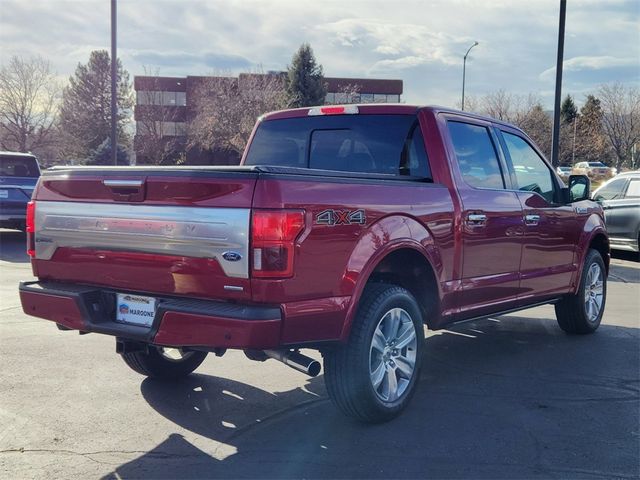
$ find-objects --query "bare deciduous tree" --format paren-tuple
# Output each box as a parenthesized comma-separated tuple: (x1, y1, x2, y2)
(325, 83, 362, 104)
(189, 71, 288, 157)
(0, 55, 60, 155)
(135, 69, 186, 165)
(481, 89, 515, 121)
(598, 82, 640, 171)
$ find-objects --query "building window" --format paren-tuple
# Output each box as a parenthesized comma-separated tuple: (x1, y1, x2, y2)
(387, 94, 400, 103)
(175, 122, 187, 136)
(325, 92, 335, 104)
(335, 92, 348, 104)
(360, 93, 374, 103)
(162, 91, 177, 106)
(347, 93, 360, 104)
(374, 93, 387, 103)
(136, 121, 186, 137)
(136, 90, 186, 106)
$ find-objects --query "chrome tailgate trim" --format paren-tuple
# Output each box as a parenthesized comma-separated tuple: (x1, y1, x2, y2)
(35, 201, 250, 278)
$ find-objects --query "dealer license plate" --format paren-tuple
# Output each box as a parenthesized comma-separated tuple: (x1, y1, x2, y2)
(116, 293, 156, 327)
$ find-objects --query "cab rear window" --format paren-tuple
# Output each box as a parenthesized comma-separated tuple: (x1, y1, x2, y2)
(0, 155, 40, 178)
(244, 115, 431, 179)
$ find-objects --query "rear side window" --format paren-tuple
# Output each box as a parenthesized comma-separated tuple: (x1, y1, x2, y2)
(0, 155, 40, 177)
(245, 115, 431, 178)
(625, 179, 640, 198)
(594, 177, 627, 201)
(447, 121, 504, 189)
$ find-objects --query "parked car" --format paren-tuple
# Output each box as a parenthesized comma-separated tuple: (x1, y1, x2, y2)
(0, 151, 40, 230)
(573, 161, 613, 179)
(556, 166, 572, 180)
(19, 105, 609, 423)
(592, 171, 640, 253)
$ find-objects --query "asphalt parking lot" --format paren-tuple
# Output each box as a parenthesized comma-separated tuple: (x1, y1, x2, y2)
(1, 229, 638, 479)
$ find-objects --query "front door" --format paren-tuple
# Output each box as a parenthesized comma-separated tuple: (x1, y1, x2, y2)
(497, 129, 579, 300)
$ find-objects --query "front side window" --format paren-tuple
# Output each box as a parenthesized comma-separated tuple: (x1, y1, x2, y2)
(594, 177, 627, 201)
(502, 132, 555, 203)
(447, 121, 505, 190)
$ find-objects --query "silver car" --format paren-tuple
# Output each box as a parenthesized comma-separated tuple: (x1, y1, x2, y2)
(592, 171, 640, 253)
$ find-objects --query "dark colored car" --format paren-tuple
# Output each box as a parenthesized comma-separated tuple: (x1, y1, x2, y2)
(0, 152, 40, 230)
(19, 105, 609, 423)
(592, 171, 640, 253)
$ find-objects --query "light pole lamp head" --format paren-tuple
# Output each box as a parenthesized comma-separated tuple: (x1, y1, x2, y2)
(464, 41, 479, 60)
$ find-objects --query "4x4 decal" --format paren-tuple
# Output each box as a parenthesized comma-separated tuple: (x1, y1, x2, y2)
(316, 209, 366, 226)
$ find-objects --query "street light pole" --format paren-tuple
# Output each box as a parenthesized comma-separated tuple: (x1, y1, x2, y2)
(461, 41, 479, 111)
(110, 0, 117, 165)
(550, 0, 567, 168)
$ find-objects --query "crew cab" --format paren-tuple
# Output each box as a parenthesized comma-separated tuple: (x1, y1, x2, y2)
(19, 105, 609, 423)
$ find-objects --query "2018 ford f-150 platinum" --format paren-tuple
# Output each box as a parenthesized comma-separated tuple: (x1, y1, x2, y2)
(19, 105, 609, 423)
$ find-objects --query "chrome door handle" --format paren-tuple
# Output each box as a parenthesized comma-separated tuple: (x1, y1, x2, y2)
(524, 214, 540, 225)
(467, 213, 487, 226)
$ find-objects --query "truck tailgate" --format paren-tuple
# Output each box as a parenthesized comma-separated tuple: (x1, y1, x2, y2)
(31, 168, 258, 302)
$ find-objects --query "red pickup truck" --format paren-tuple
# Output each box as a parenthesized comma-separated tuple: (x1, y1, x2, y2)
(20, 105, 609, 423)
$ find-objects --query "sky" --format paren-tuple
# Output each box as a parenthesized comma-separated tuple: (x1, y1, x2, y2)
(1, 0, 638, 108)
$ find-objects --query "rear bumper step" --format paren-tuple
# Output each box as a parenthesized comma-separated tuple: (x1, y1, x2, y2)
(19, 281, 282, 349)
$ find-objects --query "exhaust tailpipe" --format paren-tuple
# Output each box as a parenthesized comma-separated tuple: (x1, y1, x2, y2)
(264, 349, 321, 377)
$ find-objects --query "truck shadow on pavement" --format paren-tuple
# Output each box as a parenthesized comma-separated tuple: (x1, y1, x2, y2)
(103, 316, 639, 479)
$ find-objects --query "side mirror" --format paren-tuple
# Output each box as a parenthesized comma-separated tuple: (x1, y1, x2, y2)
(565, 174, 590, 203)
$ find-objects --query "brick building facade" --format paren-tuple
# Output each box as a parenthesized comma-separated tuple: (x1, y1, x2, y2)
(134, 74, 403, 165)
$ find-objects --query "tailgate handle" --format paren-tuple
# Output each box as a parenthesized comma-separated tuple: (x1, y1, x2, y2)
(103, 180, 144, 188)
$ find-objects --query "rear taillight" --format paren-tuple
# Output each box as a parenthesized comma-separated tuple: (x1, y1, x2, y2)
(26, 201, 35, 258)
(251, 210, 305, 278)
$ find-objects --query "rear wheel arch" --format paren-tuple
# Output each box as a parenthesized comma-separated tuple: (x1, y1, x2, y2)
(340, 243, 441, 340)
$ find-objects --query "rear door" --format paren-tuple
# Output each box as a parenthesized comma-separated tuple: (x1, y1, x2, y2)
(496, 128, 579, 299)
(443, 117, 524, 317)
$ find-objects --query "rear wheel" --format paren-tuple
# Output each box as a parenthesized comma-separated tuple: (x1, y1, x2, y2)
(324, 283, 424, 423)
(555, 249, 606, 334)
(121, 347, 208, 380)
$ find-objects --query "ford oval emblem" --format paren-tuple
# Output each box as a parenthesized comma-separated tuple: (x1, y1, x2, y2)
(222, 251, 242, 262)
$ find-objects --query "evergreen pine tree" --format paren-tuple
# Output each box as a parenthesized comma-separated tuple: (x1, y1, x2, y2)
(59, 50, 133, 159)
(86, 138, 129, 165)
(560, 94, 578, 124)
(286, 44, 327, 108)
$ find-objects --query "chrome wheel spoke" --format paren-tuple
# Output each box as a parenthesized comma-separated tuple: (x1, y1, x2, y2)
(159, 347, 192, 362)
(372, 326, 386, 353)
(384, 368, 399, 402)
(385, 310, 401, 341)
(371, 361, 386, 389)
(395, 356, 414, 378)
(395, 323, 417, 350)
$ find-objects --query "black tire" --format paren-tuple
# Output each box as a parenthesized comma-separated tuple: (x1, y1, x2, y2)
(121, 347, 208, 380)
(555, 249, 607, 334)
(324, 283, 424, 423)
